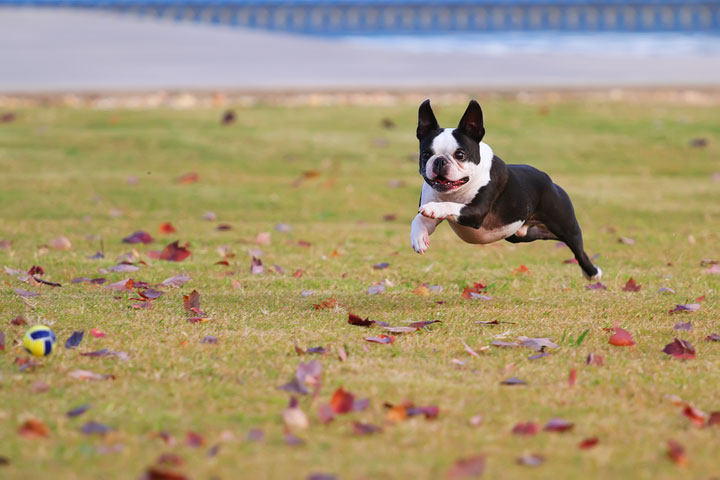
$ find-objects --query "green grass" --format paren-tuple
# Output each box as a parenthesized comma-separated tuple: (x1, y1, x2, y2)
(0, 99, 718, 480)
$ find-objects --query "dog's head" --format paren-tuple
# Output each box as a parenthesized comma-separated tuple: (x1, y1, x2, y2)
(416, 99, 486, 193)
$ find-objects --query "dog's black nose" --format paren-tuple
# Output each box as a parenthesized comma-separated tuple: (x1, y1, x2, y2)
(433, 156, 447, 175)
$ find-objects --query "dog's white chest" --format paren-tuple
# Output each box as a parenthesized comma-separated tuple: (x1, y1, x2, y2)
(448, 220, 524, 244)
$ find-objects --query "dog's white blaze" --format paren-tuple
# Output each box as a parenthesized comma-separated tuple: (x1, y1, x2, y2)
(423, 139, 495, 205)
(449, 219, 525, 244)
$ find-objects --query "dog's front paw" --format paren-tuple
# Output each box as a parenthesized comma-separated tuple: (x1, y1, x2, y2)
(419, 202, 460, 221)
(411, 232, 430, 254)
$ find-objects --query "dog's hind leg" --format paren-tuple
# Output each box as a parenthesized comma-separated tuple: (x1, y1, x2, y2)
(505, 225, 558, 243)
(537, 185, 602, 281)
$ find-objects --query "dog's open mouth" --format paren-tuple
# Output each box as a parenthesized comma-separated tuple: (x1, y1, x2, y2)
(427, 176, 469, 190)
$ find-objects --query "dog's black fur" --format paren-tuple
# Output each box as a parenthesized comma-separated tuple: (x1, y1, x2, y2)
(412, 99, 600, 281)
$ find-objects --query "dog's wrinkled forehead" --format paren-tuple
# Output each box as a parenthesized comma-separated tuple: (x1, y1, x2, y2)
(421, 128, 480, 164)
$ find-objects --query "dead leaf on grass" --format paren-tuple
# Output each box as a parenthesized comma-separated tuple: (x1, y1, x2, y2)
(663, 338, 696, 359)
(447, 455, 485, 479)
(18, 418, 50, 439)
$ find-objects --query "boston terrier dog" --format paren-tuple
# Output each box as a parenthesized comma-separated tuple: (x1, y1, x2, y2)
(410, 99, 601, 281)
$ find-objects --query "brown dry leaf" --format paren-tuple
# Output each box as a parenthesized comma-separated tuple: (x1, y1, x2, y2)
(330, 387, 355, 414)
(18, 418, 50, 439)
(413, 285, 430, 296)
(177, 172, 199, 184)
(386, 405, 408, 423)
(313, 298, 338, 310)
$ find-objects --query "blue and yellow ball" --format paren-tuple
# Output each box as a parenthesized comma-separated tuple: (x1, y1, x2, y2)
(23, 325, 56, 357)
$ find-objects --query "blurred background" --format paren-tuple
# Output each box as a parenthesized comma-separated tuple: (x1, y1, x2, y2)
(1, 0, 719, 93)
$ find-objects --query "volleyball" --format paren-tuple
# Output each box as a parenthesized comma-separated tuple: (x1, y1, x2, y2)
(23, 325, 56, 357)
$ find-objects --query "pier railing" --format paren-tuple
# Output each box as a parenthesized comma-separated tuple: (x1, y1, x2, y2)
(2, 0, 718, 33)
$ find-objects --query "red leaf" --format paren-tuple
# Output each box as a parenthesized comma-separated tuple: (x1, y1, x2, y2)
(18, 418, 50, 439)
(364, 335, 395, 344)
(708, 411, 720, 427)
(544, 418, 574, 432)
(447, 455, 485, 479)
(159, 241, 191, 262)
(177, 172, 198, 184)
(461, 282, 487, 299)
(184, 431, 204, 448)
(682, 404, 707, 426)
(182, 290, 200, 313)
(330, 387, 355, 414)
(667, 440, 688, 466)
(159, 222, 177, 234)
(578, 437, 599, 450)
(512, 264, 530, 275)
(348, 313, 374, 327)
(669, 303, 700, 314)
(89, 329, 106, 338)
(292, 269, 304, 278)
(122, 230, 154, 244)
(568, 368, 577, 387)
(662, 338, 696, 359)
(512, 421, 539, 436)
(608, 327, 635, 347)
(622, 277, 641, 292)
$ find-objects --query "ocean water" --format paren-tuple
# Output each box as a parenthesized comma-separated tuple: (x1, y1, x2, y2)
(341, 32, 720, 57)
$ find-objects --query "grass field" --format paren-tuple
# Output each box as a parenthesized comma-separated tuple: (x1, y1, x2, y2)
(0, 99, 719, 480)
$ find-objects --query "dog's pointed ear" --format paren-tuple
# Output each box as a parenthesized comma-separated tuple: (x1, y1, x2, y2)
(457, 100, 485, 142)
(417, 99, 439, 140)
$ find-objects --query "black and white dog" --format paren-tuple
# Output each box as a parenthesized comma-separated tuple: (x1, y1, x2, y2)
(410, 99, 601, 281)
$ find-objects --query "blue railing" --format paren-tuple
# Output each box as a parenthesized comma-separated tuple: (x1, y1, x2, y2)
(2, 0, 719, 33)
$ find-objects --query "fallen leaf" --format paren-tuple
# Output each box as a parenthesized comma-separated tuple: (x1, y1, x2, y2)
(706, 333, 720, 342)
(283, 397, 309, 430)
(348, 313, 374, 327)
(278, 361, 322, 396)
(337, 345, 348, 362)
(512, 264, 530, 275)
(413, 285, 430, 296)
(364, 335, 395, 344)
(408, 320, 441, 329)
(158, 242, 191, 262)
(367, 285, 385, 295)
(185, 431, 205, 448)
(183, 290, 201, 313)
(585, 282, 607, 290)
(317, 403, 335, 424)
(518, 337, 559, 352)
(708, 412, 720, 427)
(383, 326, 417, 333)
(141, 467, 189, 480)
(313, 298, 337, 310)
(662, 338, 696, 359)
(670, 303, 701, 314)
(50, 236, 72, 250)
(461, 282, 487, 299)
(351, 422, 382, 435)
(14, 288, 39, 298)
(330, 388, 355, 414)
(578, 437, 599, 450)
(82, 421, 113, 435)
(512, 422, 539, 436)
(105, 278, 134, 291)
(586, 353, 606, 366)
(667, 440, 688, 466)
(89, 329, 106, 338)
(68, 369, 113, 381)
(673, 322, 692, 331)
(544, 418, 574, 432)
(200, 335, 218, 345)
(622, 278, 641, 292)
(159, 222, 177, 234)
(283, 429, 305, 446)
(66, 404, 91, 418)
(618, 236, 635, 245)
(682, 404, 707, 426)
(65, 331, 84, 350)
(11, 315, 27, 326)
(568, 368, 577, 387)
(501, 377, 526, 386)
(250, 257, 264, 274)
(447, 455, 485, 479)
(0, 330, 5, 351)
(177, 172, 199, 184)
(462, 340, 483, 358)
(122, 231, 153, 244)
(18, 418, 50, 439)
(608, 327, 635, 347)
(469, 414, 483, 427)
(492, 340, 519, 348)
(373, 262, 390, 270)
(161, 274, 191, 287)
(516, 454, 544, 467)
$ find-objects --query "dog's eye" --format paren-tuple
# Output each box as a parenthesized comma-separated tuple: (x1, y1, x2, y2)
(454, 150, 465, 160)
(421, 151, 432, 160)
